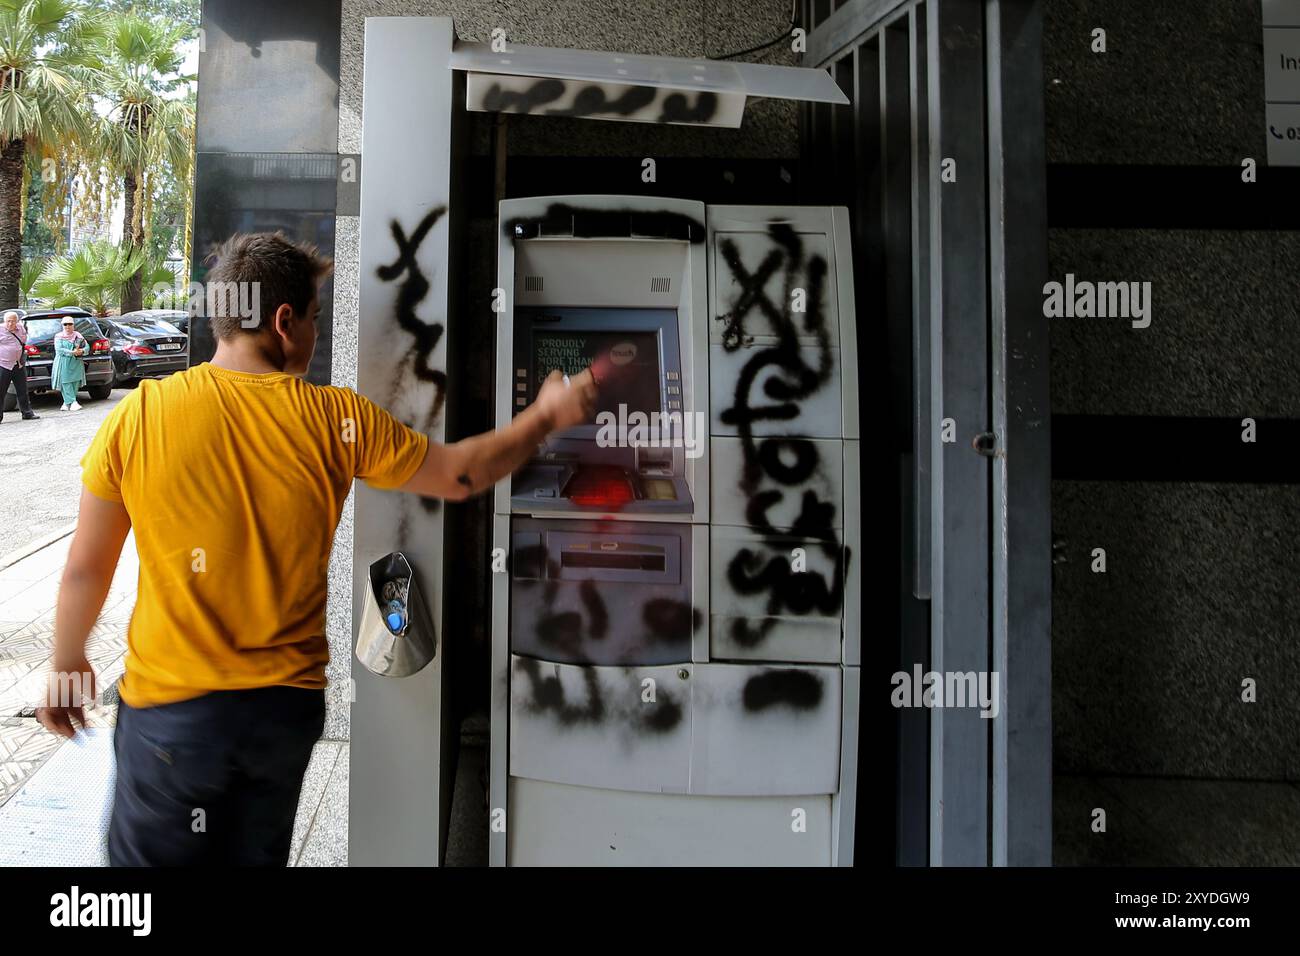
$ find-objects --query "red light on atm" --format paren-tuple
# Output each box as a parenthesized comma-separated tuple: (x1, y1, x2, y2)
(569, 480, 634, 508)
(566, 466, 635, 508)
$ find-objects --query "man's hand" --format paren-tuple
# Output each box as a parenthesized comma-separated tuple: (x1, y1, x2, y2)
(534, 368, 597, 431)
(396, 366, 600, 501)
(36, 655, 98, 739)
(35, 488, 129, 738)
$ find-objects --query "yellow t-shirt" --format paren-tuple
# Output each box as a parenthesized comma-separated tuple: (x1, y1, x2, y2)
(80, 363, 429, 708)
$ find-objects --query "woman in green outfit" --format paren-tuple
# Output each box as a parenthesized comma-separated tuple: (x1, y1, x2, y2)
(52, 318, 88, 411)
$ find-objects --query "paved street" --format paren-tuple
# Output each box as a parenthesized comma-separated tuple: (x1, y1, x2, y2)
(0, 389, 126, 561)
(0, 532, 133, 806)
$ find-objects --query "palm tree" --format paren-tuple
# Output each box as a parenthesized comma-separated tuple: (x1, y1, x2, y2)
(140, 258, 179, 307)
(19, 252, 42, 304)
(0, 0, 98, 307)
(33, 237, 145, 315)
(81, 10, 192, 315)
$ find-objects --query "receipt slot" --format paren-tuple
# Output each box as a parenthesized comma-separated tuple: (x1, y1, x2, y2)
(356, 552, 437, 678)
(510, 518, 696, 666)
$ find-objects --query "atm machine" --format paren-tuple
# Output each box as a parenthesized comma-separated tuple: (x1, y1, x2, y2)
(491, 195, 860, 866)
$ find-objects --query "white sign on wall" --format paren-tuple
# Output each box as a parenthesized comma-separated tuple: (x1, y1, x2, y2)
(1264, 0, 1300, 163)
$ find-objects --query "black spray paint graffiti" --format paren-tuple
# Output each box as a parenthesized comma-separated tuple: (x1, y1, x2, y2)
(483, 78, 566, 114)
(511, 540, 699, 666)
(643, 598, 704, 642)
(377, 207, 448, 432)
(377, 207, 448, 523)
(482, 79, 717, 125)
(502, 202, 705, 244)
(717, 224, 851, 649)
(743, 669, 824, 712)
(658, 91, 718, 125)
(514, 656, 684, 734)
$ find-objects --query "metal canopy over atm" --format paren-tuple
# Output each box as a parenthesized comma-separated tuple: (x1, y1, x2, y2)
(450, 38, 849, 128)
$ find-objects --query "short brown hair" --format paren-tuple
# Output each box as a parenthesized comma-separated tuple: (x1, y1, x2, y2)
(203, 232, 332, 339)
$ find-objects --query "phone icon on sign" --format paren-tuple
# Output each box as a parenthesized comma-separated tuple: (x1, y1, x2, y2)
(1270, 125, 1284, 140)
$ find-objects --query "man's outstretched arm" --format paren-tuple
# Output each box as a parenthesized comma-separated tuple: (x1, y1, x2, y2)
(36, 488, 131, 738)
(397, 368, 596, 501)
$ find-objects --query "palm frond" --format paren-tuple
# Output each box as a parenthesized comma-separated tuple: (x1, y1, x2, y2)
(33, 239, 148, 312)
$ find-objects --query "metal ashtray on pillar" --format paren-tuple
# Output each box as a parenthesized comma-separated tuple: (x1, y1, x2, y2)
(355, 552, 437, 677)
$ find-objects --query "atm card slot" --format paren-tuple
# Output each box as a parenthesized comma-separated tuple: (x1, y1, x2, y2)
(561, 549, 667, 573)
(550, 531, 680, 584)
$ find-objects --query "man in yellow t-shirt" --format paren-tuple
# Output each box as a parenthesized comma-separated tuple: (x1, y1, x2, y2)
(35, 232, 596, 866)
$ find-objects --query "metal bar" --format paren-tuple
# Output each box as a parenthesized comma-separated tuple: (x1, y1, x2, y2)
(894, 1, 930, 866)
(489, 513, 511, 866)
(910, 2, 932, 601)
(831, 55, 857, 203)
(987, 0, 1052, 867)
(808, 0, 918, 67)
(350, 15, 458, 867)
(814, 0, 833, 32)
(927, 0, 991, 867)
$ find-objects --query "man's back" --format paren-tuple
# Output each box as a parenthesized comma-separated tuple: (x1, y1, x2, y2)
(82, 362, 427, 707)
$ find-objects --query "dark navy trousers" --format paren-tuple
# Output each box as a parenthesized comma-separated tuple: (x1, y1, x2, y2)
(108, 686, 325, 866)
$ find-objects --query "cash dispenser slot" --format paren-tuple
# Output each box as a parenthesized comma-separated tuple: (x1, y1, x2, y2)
(510, 519, 691, 664)
(561, 547, 667, 574)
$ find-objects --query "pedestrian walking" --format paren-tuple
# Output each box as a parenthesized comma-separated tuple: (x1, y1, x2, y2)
(0, 310, 40, 422)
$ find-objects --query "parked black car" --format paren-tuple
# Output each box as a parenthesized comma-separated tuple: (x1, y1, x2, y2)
(151, 310, 188, 335)
(2, 308, 114, 412)
(100, 312, 190, 386)
(122, 307, 189, 336)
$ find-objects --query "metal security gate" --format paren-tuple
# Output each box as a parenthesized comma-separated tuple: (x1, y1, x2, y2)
(801, 0, 1051, 866)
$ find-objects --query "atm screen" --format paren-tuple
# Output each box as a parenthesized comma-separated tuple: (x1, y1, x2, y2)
(533, 330, 662, 419)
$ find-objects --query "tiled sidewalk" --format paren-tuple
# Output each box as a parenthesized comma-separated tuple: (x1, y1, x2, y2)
(0, 532, 135, 805)
(0, 533, 350, 866)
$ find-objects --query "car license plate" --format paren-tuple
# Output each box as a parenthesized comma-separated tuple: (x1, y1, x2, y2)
(157, 343, 181, 350)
